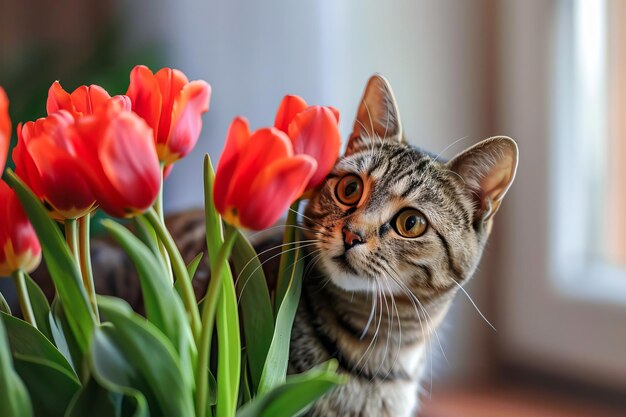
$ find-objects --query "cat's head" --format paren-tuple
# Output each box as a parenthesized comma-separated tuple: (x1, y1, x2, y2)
(303, 75, 518, 300)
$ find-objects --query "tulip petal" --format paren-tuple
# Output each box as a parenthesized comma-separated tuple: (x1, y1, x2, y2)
(70, 85, 111, 115)
(227, 127, 293, 211)
(0, 181, 41, 275)
(154, 68, 189, 146)
(98, 112, 161, 217)
(27, 136, 94, 218)
(214, 117, 251, 214)
(288, 106, 341, 189)
(274, 95, 307, 133)
(161, 80, 211, 164)
(127, 65, 162, 141)
(46, 81, 81, 118)
(0, 87, 10, 174)
(238, 155, 316, 230)
(13, 126, 45, 199)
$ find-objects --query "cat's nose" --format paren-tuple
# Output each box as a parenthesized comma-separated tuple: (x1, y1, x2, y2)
(342, 227, 365, 250)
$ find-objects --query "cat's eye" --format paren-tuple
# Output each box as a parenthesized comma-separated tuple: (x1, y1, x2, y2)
(393, 208, 428, 238)
(335, 174, 364, 206)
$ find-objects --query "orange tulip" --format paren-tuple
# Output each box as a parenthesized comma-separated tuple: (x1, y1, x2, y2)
(13, 111, 96, 219)
(274, 95, 341, 190)
(0, 87, 10, 175)
(72, 99, 161, 218)
(47, 81, 121, 119)
(214, 117, 317, 230)
(0, 180, 41, 276)
(127, 65, 211, 165)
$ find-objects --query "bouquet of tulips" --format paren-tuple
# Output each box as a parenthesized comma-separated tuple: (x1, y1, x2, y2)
(0, 66, 345, 417)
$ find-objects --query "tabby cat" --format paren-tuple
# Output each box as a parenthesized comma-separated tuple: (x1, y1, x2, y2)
(33, 75, 518, 417)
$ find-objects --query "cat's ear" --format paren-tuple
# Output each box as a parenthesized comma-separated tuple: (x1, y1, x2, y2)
(447, 136, 518, 221)
(346, 74, 403, 155)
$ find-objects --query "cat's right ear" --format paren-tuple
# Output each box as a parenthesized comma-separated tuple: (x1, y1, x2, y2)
(447, 136, 518, 222)
(346, 74, 403, 156)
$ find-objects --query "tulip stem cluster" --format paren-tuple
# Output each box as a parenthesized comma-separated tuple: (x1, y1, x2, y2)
(154, 164, 174, 285)
(144, 207, 202, 338)
(11, 269, 36, 328)
(64, 219, 80, 267)
(78, 214, 99, 322)
(196, 226, 237, 417)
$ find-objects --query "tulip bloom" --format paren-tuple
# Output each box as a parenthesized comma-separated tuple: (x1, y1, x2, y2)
(214, 117, 317, 230)
(0, 180, 41, 276)
(127, 65, 211, 165)
(47, 81, 119, 119)
(274, 95, 341, 190)
(72, 100, 161, 218)
(13, 111, 96, 219)
(0, 87, 10, 174)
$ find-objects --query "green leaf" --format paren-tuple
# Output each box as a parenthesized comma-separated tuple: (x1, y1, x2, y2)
(236, 361, 346, 417)
(13, 354, 80, 417)
(203, 157, 241, 417)
(216, 257, 241, 417)
(49, 299, 82, 375)
(97, 296, 195, 417)
(132, 216, 161, 260)
(88, 325, 150, 417)
(231, 229, 274, 394)
(1, 312, 76, 379)
(257, 236, 304, 395)
(5, 170, 94, 353)
(64, 377, 119, 417)
(0, 292, 11, 315)
(24, 272, 53, 341)
(102, 219, 196, 387)
(274, 203, 299, 313)
(0, 312, 33, 417)
(187, 252, 204, 280)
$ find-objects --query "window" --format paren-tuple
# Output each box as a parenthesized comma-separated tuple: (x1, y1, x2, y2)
(551, 0, 626, 303)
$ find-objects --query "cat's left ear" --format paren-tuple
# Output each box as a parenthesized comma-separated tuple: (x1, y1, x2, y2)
(447, 136, 518, 221)
(346, 74, 404, 155)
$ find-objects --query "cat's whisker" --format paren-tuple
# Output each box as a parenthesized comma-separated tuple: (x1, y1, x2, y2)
(234, 239, 319, 287)
(434, 135, 470, 161)
(287, 207, 332, 232)
(360, 280, 377, 340)
(235, 242, 319, 303)
(452, 280, 497, 332)
(248, 224, 328, 239)
(355, 278, 383, 377)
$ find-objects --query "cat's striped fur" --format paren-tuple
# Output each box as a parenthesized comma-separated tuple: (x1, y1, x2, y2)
(32, 75, 517, 417)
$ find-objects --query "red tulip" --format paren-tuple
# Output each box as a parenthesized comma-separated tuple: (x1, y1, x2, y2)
(0, 87, 10, 175)
(13, 111, 96, 219)
(127, 65, 211, 165)
(274, 95, 341, 190)
(214, 117, 317, 230)
(0, 180, 41, 276)
(72, 100, 161, 218)
(47, 81, 121, 119)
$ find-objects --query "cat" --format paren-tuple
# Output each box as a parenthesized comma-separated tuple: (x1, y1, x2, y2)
(286, 75, 518, 416)
(29, 74, 518, 417)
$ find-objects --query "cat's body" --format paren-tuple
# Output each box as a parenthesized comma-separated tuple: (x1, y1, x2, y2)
(33, 75, 517, 417)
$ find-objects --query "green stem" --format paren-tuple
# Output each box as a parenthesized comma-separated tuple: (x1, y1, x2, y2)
(274, 200, 300, 313)
(64, 218, 80, 266)
(78, 214, 99, 323)
(144, 207, 201, 339)
(12, 269, 36, 328)
(195, 227, 237, 417)
(154, 165, 173, 285)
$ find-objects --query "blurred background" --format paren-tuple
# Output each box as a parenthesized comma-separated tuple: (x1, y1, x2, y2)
(2, 0, 626, 415)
